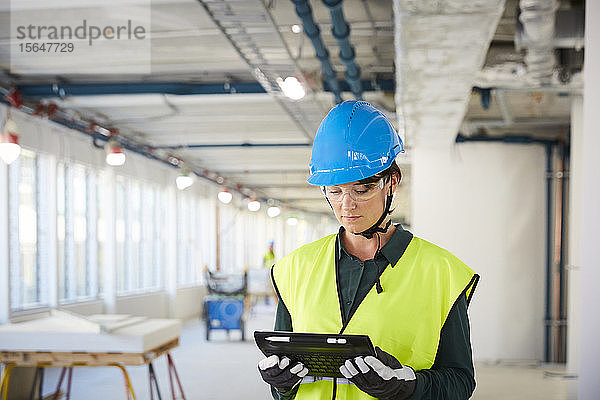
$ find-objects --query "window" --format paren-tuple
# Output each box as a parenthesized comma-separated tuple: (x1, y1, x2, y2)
(57, 163, 66, 300)
(9, 150, 45, 310)
(178, 193, 195, 285)
(116, 175, 165, 294)
(96, 170, 108, 296)
(115, 175, 127, 293)
(218, 203, 240, 274)
(141, 183, 163, 289)
(57, 163, 99, 303)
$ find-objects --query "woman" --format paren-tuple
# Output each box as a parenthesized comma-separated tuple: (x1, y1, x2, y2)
(258, 101, 479, 400)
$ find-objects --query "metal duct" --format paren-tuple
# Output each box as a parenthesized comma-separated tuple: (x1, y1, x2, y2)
(519, 0, 560, 84)
(291, 0, 343, 104)
(322, 0, 363, 100)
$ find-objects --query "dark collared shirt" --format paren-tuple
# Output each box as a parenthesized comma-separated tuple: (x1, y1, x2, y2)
(337, 224, 413, 323)
(271, 225, 476, 400)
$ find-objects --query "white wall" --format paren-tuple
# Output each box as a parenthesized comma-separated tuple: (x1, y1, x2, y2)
(577, 1, 600, 396)
(60, 286, 207, 321)
(412, 143, 546, 362)
(172, 286, 207, 320)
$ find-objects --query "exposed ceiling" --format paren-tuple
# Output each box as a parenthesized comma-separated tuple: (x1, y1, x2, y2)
(0, 0, 584, 221)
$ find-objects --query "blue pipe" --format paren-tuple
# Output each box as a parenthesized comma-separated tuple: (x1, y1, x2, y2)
(17, 82, 266, 98)
(322, 0, 363, 100)
(456, 132, 558, 363)
(155, 142, 311, 149)
(290, 0, 343, 103)
(324, 78, 394, 93)
(544, 143, 553, 363)
(15, 79, 390, 99)
(455, 133, 556, 146)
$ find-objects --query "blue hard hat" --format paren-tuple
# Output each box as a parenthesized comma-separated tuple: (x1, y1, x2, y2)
(307, 101, 404, 186)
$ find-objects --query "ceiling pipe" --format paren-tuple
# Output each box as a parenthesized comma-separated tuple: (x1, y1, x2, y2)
(323, 78, 394, 93)
(291, 0, 343, 104)
(494, 89, 514, 126)
(15, 79, 392, 99)
(155, 142, 311, 149)
(518, 0, 560, 84)
(17, 82, 265, 98)
(321, 0, 363, 100)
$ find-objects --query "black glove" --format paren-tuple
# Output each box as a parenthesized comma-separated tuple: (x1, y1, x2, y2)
(258, 355, 309, 393)
(339, 346, 417, 400)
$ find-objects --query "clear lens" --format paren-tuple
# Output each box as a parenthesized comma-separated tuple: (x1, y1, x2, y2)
(322, 177, 386, 202)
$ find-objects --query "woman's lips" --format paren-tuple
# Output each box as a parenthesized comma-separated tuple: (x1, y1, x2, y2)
(343, 216, 361, 221)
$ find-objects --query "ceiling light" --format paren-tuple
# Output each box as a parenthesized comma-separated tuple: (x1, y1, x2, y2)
(248, 199, 261, 212)
(105, 140, 125, 166)
(267, 206, 281, 218)
(176, 169, 194, 190)
(0, 118, 21, 165)
(277, 76, 306, 100)
(291, 24, 302, 34)
(218, 189, 233, 204)
(287, 217, 298, 226)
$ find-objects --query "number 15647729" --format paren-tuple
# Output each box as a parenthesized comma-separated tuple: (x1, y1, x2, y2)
(18, 42, 74, 53)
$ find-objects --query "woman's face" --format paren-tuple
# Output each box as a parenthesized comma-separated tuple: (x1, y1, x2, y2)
(328, 175, 397, 234)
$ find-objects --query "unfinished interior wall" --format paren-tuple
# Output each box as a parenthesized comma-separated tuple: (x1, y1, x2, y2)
(411, 143, 546, 361)
(577, 2, 600, 395)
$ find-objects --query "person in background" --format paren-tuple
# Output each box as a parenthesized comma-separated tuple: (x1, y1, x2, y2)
(261, 240, 277, 305)
(264, 240, 276, 269)
(257, 101, 479, 400)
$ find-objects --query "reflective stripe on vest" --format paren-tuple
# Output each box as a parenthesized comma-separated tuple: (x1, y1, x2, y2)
(272, 234, 478, 400)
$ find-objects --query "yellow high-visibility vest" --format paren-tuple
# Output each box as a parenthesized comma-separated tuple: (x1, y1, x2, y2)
(264, 251, 276, 269)
(272, 233, 478, 400)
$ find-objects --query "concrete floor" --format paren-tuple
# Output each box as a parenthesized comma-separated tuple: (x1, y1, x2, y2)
(37, 304, 571, 399)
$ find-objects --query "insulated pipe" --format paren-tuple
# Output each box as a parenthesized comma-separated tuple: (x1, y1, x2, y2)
(290, 0, 343, 104)
(321, 0, 363, 100)
(557, 141, 569, 362)
(519, 0, 559, 84)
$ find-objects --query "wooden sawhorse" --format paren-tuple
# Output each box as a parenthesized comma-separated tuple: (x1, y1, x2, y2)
(0, 338, 185, 400)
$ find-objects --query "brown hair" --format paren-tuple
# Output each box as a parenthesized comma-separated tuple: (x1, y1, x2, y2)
(357, 160, 402, 185)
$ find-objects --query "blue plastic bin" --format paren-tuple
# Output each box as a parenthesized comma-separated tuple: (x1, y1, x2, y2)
(204, 295, 245, 340)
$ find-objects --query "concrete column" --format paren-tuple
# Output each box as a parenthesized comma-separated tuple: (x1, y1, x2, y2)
(578, 1, 600, 397)
(566, 95, 583, 399)
(0, 153, 9, 324)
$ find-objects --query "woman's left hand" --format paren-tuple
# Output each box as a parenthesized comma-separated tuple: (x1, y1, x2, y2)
(339, 346, 417, 400)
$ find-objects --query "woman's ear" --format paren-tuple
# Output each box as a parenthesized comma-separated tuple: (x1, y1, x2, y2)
(391, 171, 401, 191)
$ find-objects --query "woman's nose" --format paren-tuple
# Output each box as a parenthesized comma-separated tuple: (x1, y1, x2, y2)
(340, 192, 356, 209)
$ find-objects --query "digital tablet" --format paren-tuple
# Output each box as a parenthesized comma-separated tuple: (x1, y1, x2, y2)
(254, 330, 376, 378)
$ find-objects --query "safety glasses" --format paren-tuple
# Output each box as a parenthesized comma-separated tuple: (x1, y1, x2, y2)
(321, 176, 388, 202)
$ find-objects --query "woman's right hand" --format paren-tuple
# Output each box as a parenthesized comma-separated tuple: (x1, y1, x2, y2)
(258, 355, 309, 393)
